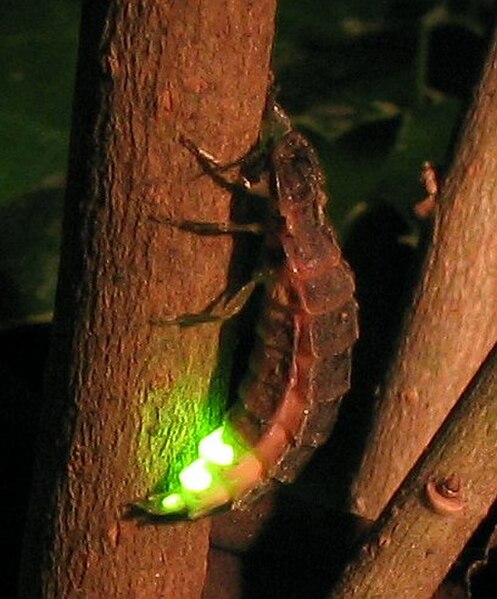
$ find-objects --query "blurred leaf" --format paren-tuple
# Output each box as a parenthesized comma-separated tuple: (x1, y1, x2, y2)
(0, 0, 79, 204)
(0, 0, 79, 324)
(376, 97, 461, 213)
(0, 178, 64, 325)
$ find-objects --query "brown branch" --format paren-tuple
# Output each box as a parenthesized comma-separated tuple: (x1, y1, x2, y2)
(349, 28, 497, 522)
(18, 1, 276, 597)
(331, 342, 497, 598)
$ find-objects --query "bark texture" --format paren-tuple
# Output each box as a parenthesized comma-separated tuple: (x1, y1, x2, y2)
(18, 1, 276, 597)
(349, 30, 497, 522)
(331, 343, 497, 598)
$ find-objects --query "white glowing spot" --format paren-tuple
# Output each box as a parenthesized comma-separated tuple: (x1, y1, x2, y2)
(160, 493, 185, 513)
(179, 459, 213, 492)
(199, 426, 235, 466)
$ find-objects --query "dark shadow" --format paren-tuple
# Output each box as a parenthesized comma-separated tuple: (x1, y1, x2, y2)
(238, 492, 361, 599)
(0, 322, 51, 597)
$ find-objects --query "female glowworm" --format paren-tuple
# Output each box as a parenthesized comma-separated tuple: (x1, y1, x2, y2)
(137, 102, 359, 519)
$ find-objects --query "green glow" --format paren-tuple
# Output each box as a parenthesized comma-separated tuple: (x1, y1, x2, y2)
(179, 459, 213, 492)
(199, 426, 235, 466)
(160, 493, 186, 513)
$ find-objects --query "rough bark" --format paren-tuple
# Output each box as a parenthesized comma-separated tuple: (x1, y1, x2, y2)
(18, 1, 276, 597)
(331, 343, 497, 598)
(349, 29, 497, 522)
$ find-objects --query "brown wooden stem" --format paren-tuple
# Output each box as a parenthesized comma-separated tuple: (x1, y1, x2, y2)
(332, 342, 497, 598)
(18, 1, 276, 597)
(349, 28, 497, 522)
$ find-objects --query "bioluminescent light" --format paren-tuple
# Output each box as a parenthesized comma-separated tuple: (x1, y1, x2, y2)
(198, 426, 235, 466)
(179, 458, 212, 492)
(160, 493, 186, 513)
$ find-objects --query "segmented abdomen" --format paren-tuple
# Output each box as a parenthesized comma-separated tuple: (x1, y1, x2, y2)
(230, 223, 357, 505)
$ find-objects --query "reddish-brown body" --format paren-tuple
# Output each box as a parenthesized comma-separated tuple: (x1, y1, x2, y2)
(226, 130, 358, 505)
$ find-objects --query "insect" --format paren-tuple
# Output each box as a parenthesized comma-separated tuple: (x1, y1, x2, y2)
(137, 102, 359, 519)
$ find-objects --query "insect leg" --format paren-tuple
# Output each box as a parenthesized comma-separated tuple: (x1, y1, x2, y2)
(180, 136, 271, 199)
(150, 214, 265, 236)
(152, 270, 271, 327)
